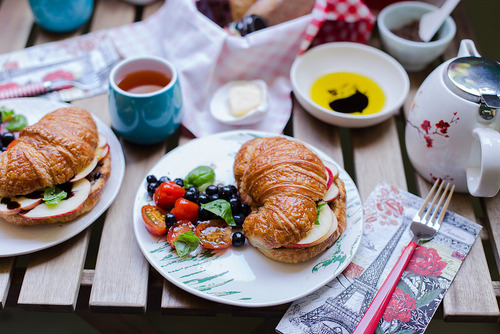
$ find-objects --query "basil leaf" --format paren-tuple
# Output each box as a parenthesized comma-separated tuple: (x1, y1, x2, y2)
(5, 114, 28, 131)
(0, 107, 14, 122)
(184, 165, 215, 191)
(201, 199, 236, 226)
(43, 186, 67, 206)
(173, 231, 200, 257)
(315, 202, 326, 225)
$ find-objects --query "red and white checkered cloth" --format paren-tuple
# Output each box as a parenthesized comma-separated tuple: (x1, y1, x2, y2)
(299, 0, 375, 55)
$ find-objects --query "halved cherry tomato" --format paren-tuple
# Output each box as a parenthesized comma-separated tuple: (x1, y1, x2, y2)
(170, 198, 199, 222)
(153, 181, 186, 210)
(141, 205, 168, 236)
(167, 220, 196, 249)
(195, 219, 232, 249)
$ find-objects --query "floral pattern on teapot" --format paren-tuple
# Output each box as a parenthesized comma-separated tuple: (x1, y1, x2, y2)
(406, 111, 460, 148)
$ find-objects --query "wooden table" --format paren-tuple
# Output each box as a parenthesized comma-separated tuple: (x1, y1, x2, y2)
(0, 0, 499, 332)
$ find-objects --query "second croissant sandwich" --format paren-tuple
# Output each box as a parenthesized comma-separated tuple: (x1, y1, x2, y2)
(234, 137, 347, 263)
(0, 107, 111, 226)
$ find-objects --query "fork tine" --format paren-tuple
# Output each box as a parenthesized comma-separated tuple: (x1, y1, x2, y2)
(432, 183, 455, 228)
(422, 179, 446, 222)
(417, 178, 441, 219)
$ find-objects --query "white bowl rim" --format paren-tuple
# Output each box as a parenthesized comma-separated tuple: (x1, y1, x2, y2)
(290, 42, 410, 122)
(377, 1, 457, 48)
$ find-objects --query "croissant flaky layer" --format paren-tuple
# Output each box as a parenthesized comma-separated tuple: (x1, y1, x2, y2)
(234, 137, 328, 250)
(0, 107, 98, 197)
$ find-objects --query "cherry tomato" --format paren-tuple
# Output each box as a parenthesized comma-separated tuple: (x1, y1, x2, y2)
(153, 181, 186, 210)
(167, 220, 196, 249)
(141, 205, 168, 236)
(170, 198, 199, 222)
(195, 219, 232, 249)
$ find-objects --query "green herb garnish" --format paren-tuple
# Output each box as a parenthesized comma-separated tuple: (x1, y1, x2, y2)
(315, 202, 326, 225)
(43, 186, 67, 206)
(173, 231, 200, 257)
(201, 199, 236, 226)
(0, 107, 14, 122)
(5, 114, 27, 131)
(184, 165, 215, 192)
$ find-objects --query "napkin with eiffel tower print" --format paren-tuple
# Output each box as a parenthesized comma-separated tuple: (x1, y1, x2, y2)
(276, 182, 481, 334)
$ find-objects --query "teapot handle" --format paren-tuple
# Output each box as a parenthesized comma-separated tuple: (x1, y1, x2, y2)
(466, 127, 500, 197)
(457, 39, 481, 57)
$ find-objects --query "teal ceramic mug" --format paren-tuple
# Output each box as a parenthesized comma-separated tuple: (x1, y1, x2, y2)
(108, 56, 183, 145)
(28, 0, 94, 33)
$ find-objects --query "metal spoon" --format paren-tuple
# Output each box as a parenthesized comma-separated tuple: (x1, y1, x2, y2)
(418, 0, 460, 42)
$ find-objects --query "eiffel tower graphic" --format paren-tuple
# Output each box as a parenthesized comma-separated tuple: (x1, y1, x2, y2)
(291, 217, 409, 334)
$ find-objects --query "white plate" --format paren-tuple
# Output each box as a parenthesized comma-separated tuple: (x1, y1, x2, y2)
(0, 98, 125, 257)
(133, 130, 363, 307)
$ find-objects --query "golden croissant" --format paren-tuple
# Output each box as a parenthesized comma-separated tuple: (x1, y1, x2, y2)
(0, 107, 111, 225)
(234, 137, 346, 263)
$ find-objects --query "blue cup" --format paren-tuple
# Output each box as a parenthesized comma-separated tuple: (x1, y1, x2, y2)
(29, 0, 94, 33)
(108, 56, 183, 145)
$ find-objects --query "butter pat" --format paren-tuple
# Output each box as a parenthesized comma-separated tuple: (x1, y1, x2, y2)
(229, 83, 263, 117)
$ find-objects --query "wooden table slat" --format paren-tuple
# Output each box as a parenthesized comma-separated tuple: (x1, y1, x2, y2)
(18, 230, 91, 311)
(0, 0, 35, 52)
(353, 118, 408, 200)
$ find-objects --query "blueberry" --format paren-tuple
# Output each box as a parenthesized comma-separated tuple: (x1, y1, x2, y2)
(233, 213, 246, 227)
(186, 186, 199, 195)
(184, 190, 199, 203)
(198, 206, 216, 220)
(240, 203, 251, 216)
(158, 176, 170, 184)
(174, 178, 184, 187)
(219, 185, 232, 200)
(165, 213, 176, 227)
(146, 175, 157, 184)
(1, 132, 15, 148)
(229, 197, 241, 213)
(147, 183, 158, 196)
(229, 185, 238, 195)
(198, 193, 210, 204)
(209, 193, 219, 202)
(232, 232, 246, 247)
(205, 185, 218, 196)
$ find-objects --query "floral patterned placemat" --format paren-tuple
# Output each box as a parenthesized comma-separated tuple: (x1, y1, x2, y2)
(276, 182, 481, 334)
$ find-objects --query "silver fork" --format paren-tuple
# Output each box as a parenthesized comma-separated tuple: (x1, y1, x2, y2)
(0, 66, 110, 100)
(353, 179, 455, 334)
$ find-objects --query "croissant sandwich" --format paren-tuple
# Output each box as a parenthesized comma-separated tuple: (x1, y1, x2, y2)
(0, 107, 111, 226)
(234, 137, 347, 263)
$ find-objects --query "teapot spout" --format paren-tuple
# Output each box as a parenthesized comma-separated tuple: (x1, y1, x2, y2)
(457, 39, 480, 57)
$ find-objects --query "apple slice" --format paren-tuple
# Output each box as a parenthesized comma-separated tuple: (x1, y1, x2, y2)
(96, 144, 109, 161)
(20, 179, 91, 219)
(324, 182, 340, 203)
(97, 132, 107, 148)
(283, 203, 336, 248)
(70, 156, 98, 183)
(324, 160, 339, 184)
(0, 196, 43, 214)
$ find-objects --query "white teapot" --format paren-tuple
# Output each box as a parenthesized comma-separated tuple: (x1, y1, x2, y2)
(405, 39, 500, 197)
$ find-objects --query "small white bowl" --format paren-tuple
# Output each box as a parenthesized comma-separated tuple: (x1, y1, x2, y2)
(290, 42, 409, 128)
(378, 1, 456, 72)
(210, 80, 269, 126)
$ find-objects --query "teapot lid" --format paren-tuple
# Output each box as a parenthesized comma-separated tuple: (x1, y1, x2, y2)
(445, 56, 500, 109)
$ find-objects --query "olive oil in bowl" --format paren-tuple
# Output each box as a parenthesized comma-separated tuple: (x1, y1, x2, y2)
(311, 72, 385, 116)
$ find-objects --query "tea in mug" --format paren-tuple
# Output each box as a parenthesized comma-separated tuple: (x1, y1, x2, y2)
(118, 70, 171, 94)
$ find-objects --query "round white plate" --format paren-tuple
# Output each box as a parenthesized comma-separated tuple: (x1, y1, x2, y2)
(0, 98, 125, 257)
(134, 130, 363, 307)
